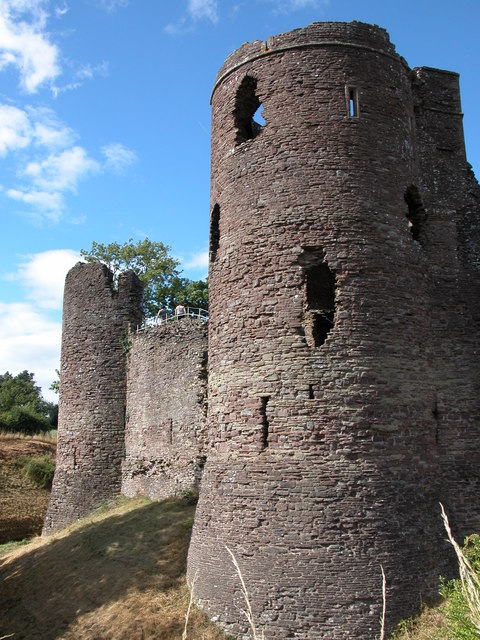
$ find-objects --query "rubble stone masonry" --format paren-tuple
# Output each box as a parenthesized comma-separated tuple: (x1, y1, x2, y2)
(187, 21, 480, 639)
(122, 320, 208, 500)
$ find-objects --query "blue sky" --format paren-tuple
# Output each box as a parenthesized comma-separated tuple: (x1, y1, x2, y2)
(0, 0, 478, 401)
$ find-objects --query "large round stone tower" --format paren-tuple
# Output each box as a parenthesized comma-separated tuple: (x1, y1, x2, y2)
(187, 21, 480, 639)
(44, 262, 143, 533)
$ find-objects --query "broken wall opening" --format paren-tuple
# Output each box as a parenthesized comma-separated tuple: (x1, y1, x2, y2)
(299, 248, 336, 348)
(405, 185, 427, 245)
(234, 76, 264, 144)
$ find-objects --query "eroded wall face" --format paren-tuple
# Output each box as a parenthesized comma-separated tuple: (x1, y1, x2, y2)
(122, 320, 208, 499)
(44, 263, 143, 534)
(187, 21, 479, 639)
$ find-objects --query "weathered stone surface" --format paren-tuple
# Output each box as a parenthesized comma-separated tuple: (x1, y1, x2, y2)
(43, 262, 143, 534)
(122, 320, 208, 499)
(187, 21, 480, 639)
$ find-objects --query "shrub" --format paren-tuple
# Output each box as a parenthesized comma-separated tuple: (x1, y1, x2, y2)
(22, 456, 56, 489)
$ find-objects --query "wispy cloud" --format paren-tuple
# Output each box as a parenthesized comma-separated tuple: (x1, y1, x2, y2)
(188, 0, 218, 23)
(268, 0, 329, 12)
(165, 0, 218, 35)
(0, 0, 61, 93)
(183, 250, 209, 272)
(10, 146, 99, 220)
(96, 0, 129, 12)
(54, 2, 69, 17)
(52, 60, 109, 96)
(102, 142, 138, 175)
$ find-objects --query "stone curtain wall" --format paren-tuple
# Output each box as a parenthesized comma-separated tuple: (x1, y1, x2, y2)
(44, 263, 143, 534)
(187, 21, 480, 639)
(122, 320, 208, 500)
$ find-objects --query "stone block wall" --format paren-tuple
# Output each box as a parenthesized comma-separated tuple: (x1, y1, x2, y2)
(122, 319, 208, 500)
(412, 67, 480, 538)
(44, 262, 143, 534)
(187, 21, 480, 639)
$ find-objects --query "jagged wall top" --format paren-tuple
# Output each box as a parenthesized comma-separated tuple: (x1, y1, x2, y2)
(212, 21, 403, 100)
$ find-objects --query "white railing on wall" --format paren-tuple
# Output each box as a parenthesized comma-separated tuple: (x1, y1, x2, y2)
(136, 307, 209, 332)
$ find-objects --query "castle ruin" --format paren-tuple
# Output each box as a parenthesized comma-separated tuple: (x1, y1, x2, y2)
(45, 21, 480, 639)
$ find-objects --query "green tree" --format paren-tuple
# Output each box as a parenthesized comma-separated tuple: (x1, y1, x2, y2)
(174, 277, 209, 311)
(0, 371, 57, 435)
(80, 238, 208, 317)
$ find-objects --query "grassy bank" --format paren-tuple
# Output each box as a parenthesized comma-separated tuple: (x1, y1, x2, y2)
(0, 433, 56, 544)
(0, 496, 226, 640)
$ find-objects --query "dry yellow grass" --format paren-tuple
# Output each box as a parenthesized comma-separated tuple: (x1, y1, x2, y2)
(0, 434, 56, 543)
(389, 603, 448, 639)
(0, 496, 226, 640)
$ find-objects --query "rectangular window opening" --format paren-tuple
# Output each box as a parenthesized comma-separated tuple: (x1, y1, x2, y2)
(348, 87, 358, 118)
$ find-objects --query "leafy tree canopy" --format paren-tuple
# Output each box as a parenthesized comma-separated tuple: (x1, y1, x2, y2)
(0, 371, 57, 435)
(80, 238, 208, 318)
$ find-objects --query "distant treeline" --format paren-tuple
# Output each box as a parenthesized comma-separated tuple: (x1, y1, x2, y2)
(0, 371, 58, 435)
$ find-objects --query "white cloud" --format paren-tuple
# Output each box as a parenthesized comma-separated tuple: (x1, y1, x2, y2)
(0, 249, 81, 400)
(24, 145, 100, 192)
(0, 0, 61, 93)
(0, 301, 61, 402)
(10, 248, 80, 309)
(102, 142, 138, 175)
(188, 0, 218, 23)
(0, 104, 31, 155)
(183, 250, 209, 271)
(0, 103, 75, 157)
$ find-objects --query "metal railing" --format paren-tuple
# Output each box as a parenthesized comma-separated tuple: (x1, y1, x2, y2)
(136, 307, 208, 332)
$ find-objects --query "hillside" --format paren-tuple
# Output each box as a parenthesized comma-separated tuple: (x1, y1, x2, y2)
(0, 496, 227, 640)
(0, 434, 56, 544)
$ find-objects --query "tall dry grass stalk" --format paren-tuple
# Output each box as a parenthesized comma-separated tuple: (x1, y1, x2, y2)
(182, 570, 199, 640)
(225, 545, 265, 640)
(380, 565, 386, 640)
(440, 502, 480, 633)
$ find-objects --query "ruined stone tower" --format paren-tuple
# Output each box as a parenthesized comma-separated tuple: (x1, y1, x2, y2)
(187, 21, 480, 639)
(44, 262, 143, 533)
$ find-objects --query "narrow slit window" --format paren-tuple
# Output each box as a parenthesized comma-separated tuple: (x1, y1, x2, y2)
(260, 396, 270, 450)
(347, 87, 359, 118)
(210, 204, 220, 263)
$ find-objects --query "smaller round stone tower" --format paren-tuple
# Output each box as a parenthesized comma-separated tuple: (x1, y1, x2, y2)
(44, 262, 143, 534)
